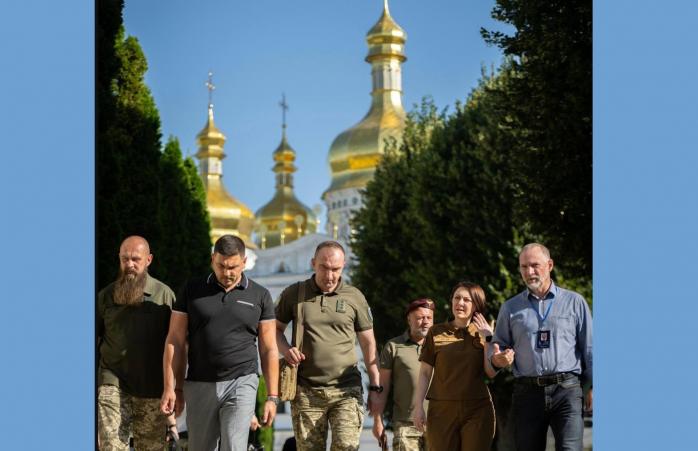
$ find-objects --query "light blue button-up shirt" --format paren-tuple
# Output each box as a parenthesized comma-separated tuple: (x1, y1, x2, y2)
(492, 282, 593, 386)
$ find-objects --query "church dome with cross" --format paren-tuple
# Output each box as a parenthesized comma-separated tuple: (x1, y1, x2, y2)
(323, 0, 407, 242)
(255, 95, 318, 249)
(195, 73, 256, 247)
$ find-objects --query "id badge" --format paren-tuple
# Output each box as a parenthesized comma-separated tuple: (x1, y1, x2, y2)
(536, 330, 551, 349)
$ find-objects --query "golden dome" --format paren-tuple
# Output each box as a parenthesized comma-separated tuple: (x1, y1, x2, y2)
(196, 104, 256, 247)
(325, 0, 407, 195)
(256, 128, 317, 248)
(325, 102, 405, 192)
(366, 0, 406, 63)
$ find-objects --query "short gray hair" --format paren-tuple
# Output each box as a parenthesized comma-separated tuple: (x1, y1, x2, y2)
(520, 243, 551, 259)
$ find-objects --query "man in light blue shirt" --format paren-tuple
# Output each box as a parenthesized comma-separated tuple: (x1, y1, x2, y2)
(492, 243, 592, 451)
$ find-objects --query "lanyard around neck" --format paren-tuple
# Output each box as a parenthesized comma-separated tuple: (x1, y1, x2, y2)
(529, 295, 553, 326)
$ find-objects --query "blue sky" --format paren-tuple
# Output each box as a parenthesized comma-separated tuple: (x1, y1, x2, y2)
(122, 0, 510, 229)
(2, 0, 698, 449)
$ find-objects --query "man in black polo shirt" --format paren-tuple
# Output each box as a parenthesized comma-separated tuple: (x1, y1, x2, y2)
(160, 235, 279, 451)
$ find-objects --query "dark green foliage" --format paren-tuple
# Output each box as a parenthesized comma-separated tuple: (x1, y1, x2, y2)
(352, 85, 525, 451)
(157, 137, 212, 291)
(354, 2, 591, 449)
(97, 20, 163, 287)
(97, 0, 211, 291)
(482, 0, 592, 278)
(351, 99, 447, 343)
(353, 85, 522, 346)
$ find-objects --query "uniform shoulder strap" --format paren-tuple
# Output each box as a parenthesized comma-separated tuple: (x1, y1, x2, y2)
(293, 281, 305, 351)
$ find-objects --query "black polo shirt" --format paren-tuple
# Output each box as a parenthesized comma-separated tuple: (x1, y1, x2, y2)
(174, 272, 275, 382)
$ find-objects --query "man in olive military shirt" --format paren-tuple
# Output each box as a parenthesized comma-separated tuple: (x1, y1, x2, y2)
(275, 240, 381, 451)
(97, 236, 177, 450)
(373, 298, 435, 451)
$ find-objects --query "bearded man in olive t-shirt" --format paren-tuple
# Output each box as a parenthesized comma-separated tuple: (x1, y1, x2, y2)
(97, 235, 177, 450)
(275, 240, 381, 451)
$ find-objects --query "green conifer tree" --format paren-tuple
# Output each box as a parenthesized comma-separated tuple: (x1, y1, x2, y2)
(97, 21, 163, 287)
(482, 0, 592, 278)
(157, 137, 212, 292)
(97, 0, 212, 291)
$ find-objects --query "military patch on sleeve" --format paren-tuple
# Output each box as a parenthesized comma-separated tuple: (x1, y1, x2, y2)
(336, 299, 347, 313)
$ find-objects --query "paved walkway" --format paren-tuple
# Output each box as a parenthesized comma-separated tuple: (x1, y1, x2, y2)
(271, 412, 592, 450)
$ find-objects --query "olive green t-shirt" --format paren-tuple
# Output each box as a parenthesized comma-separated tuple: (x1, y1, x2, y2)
(97, 275, 175, 398)
(275, 276, 373, 388)
(419, 322, 490, 401)
(379, 332, 428, 422)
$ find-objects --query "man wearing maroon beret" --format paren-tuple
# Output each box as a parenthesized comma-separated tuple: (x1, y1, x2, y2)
(372, 299, 435, 450)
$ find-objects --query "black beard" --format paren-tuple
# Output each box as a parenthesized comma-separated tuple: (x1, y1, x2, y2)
(113, 269, 148, 306)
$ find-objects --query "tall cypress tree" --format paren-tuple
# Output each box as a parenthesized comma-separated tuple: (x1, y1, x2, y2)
(158, 137, 212, 292)
(97, 26, 163, 287)
(97, 0, 162, 287)
(97, 0, 211, 290)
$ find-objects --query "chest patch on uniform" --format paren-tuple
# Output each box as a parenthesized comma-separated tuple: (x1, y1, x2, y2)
(336, 299, 347, 313)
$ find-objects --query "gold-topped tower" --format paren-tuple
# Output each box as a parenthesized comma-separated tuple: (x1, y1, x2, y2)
(255, 95, 317, 249)
(323, 0, 407, 241)
(196, 72, 256, 246)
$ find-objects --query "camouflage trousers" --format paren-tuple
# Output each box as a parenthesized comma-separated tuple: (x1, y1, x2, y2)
(98, 384, 167, 451)
(291, 385, 364, 451)
(392, 421, 427, 451)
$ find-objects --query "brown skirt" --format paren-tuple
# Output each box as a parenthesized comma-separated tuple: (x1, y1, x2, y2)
(425, 397, 495, 451)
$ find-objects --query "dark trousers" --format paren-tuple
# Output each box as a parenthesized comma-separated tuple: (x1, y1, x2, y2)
(510, 376, 583, 451)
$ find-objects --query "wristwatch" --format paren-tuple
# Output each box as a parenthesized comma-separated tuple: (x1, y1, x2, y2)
(368, 385, 384, 393)
(485, 335, 493, 343)
(266, 395, 280, 406)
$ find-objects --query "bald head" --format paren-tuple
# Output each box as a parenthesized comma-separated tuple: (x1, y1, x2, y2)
(120, 236, 151, 254)
(119, 236, 153, 279)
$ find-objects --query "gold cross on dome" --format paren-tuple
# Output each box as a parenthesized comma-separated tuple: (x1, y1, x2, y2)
(206, 71, 216, 107)
(279, 93, 289, 130)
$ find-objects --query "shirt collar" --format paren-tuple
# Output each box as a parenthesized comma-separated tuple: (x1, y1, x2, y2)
(207, 272, 249, 290)
(143, 274, 157, 297)
(525, 280, 558, 301)
(310, 274, 343, 295)
(444, 320, 477, 337)
(402, 331, 422, 346)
